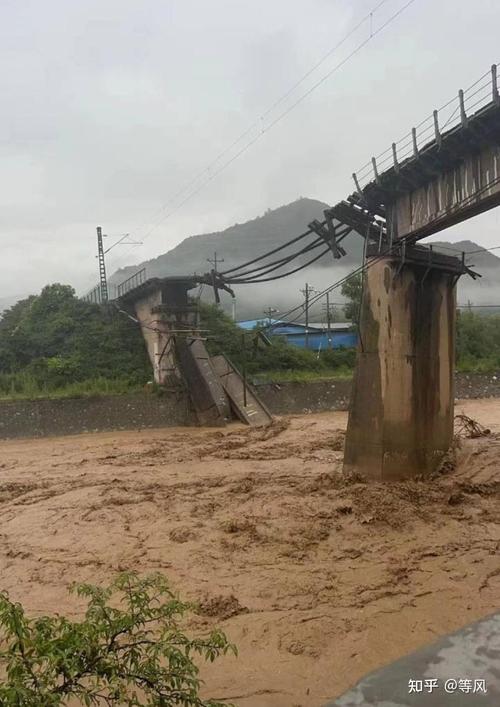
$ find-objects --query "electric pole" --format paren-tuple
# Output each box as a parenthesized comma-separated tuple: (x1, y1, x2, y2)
(263, 307, 279, 327)
(97, 226, 108, 303)
(207, 251, 224, 273)
(300, 283, 316, 349)
(323, 292, 335, 349)
(207, 252, 224, 308)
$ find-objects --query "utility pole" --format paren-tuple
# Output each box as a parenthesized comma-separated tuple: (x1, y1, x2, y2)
(207, 252, 224, 308)
(300, 283, 316, 349)
(325, 292, 333, 349)
(263, 307, 279, 327)
(96, 226, 108, 303)
(207, 251, 224, 273)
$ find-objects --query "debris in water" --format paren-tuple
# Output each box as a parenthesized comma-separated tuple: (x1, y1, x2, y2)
(454, 414, 491, 438)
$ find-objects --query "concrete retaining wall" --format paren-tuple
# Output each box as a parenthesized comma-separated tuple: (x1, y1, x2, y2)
(0, 394, 194, 439)
(0, 372, 498, 440)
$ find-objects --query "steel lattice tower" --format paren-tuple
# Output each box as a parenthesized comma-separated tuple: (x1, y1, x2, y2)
(96, 226, 108, 303)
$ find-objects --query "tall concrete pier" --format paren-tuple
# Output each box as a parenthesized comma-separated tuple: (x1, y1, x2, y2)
(124, 276, 199, 385)
(343, 246, 460, 480)
(340, 78, 500, 479)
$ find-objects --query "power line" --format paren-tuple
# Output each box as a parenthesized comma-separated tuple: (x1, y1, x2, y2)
(274, 172, 500, 325)
(225, 237, 324, 283)
(220, 227, 313, 276)
(220, 222, 355, 285)
(229, 245, 331, 284)
(120, 0, 394, 250)
(465, 244, 500, 255)
(97, 0, 418, 283)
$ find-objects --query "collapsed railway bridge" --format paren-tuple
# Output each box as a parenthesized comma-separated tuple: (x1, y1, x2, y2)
(87, 63, 500, 481)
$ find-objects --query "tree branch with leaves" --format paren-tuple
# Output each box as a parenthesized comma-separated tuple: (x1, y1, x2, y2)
(0, 572, 237, 706)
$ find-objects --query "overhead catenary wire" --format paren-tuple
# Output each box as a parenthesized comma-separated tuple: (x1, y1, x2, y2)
(228, 245, 332, 284)
(223, 236, 325, 282)
(93, 0, 418, 287)
(220, 227, 315, 276)
(120, 0, 394, 248)
(221, 223, 356, 284)
(276, 176, 500, 325)
(221, 224, 352, 282)
(123, 0, 396, 252)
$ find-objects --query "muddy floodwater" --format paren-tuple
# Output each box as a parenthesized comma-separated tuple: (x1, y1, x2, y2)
(0, 399, 499, 706)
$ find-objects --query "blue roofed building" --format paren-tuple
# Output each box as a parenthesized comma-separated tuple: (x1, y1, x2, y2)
(236, 319, 357, 350)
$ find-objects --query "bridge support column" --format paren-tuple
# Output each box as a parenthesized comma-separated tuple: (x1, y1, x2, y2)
(343, 252, 457, 480)
(125, 278, 199, 386)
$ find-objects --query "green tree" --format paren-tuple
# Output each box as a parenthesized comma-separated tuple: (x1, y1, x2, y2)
(0, 284, 150, 391)
(0, 572, 236, 706)
(198, 302, 244, 365)
(341, 272, 363, 324)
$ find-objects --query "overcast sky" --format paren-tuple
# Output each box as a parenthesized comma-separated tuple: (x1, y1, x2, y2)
(1, 0, 500, 299)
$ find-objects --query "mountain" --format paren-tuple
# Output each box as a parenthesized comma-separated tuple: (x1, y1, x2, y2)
(107, 200, 500, 320)
(430, 240, 499, 270)
(430, 240, 500, 309)
(111, 198, 365, 283)
(109, 198, 366, 320)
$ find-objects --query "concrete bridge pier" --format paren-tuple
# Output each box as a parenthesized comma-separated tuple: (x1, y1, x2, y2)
(343, 246, 461, 480)
(124, 277, 199, 385)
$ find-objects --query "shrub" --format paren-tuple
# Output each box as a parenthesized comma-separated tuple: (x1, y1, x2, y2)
(0, 572, 236, 706)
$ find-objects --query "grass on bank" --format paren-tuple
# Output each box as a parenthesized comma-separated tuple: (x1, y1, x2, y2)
(2, 360, 500, 401)
(455, 356, 500, 374)
(0, 373, 144, 401)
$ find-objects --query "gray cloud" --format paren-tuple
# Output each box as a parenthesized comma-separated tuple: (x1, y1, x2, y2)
(1, 0, 500, 301)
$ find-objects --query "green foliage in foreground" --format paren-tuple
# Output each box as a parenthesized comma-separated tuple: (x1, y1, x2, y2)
(0, 573, 235, 707)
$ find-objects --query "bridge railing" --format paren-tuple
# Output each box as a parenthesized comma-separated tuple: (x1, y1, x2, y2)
(117, 268, 147, 298)
(81, 284, 103, 304)
(81, 283, 118, 304)
(353, 63, 500, 191)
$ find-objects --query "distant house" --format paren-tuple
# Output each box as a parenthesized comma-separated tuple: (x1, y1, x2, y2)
(236, 319, 357, 350)
(237, 318, 281, 330)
